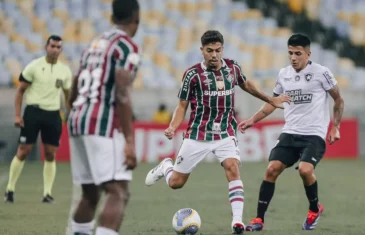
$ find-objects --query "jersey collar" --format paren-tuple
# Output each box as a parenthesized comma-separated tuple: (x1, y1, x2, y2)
(200, 58, 227, 71)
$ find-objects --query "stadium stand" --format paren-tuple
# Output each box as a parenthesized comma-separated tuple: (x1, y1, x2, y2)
(0, 0, 364, 90)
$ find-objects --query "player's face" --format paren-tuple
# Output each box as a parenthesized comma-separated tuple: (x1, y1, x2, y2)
(288, 45, 310, 71)
(201, 42, 223, 70)
(46, 39, 62, 60)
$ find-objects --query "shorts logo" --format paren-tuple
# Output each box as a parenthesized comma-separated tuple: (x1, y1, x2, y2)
(20, 136, 26, 143)
(305, 73, 313, 82)
(55, 79, 63, 88)
(176, 156, 184, 165)
(311, 157, 317, 162)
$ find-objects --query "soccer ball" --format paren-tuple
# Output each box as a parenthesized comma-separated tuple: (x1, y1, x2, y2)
(172, 208, 201, 234)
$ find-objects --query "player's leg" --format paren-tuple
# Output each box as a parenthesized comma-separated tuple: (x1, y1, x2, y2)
(95, 180, 129, 235)
(5, 106, 40, 202)
(40, 110, 62, 203)
(145, 139, 210, 189)
(246, 133, 299, 231)
(298, 135, 326, 230)
(72, 184, 100, 235)
(70, 136, 99, 235)
(215, 137, 244, 234)
(86, 130, 134, 234)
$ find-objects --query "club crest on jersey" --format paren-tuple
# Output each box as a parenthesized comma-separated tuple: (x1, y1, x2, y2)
(216, 76, 224, 90)
(55, 79, 63, 88)
(201, 71, 211, 77)
(305, 73, 313, 82)
(295, 75, 300, 82)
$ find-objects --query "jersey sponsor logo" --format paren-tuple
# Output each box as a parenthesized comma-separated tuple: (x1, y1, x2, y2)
(204, 88, 235, 96)
(182, 69, 197, 92)
(203, 78, 212, 86)
(323, 71, 335, 86)
(305, 73, 313, 82)
(55, 79, 63, 88)
(285, 89, 313, 104)
(295, 75, 300, 81)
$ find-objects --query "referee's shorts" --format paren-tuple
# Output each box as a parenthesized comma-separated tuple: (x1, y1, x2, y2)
(19, 105, 62, 146)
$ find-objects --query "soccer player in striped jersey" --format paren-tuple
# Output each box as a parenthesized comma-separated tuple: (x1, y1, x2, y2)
(145, 30, 290, 234)
(67, 1, 140, 235)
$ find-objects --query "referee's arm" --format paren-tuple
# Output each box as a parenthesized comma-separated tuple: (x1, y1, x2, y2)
(68, 75, 79, 109)
(15, 74, 31, 127)
(63, 68, 73, 112)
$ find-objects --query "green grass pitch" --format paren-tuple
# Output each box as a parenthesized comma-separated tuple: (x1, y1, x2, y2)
(0, 160, 364, 235)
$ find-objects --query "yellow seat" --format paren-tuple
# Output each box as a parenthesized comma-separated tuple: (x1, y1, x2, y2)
(132, 71, 144, 90)
(78, 20, 96, 43)
(304, 0, 320, 20)
(18, 1, 35, 18)
(153, 52, 171, 70)
(5, 58, 23, 87)
(1, 18, 15, 34)
(53, 9, 69, 22)
(350, 26, 365, 46)
(32, 17, 47, 33)
(63, 21, 77, 43)
(288, 0, 304, 14)
(275, 27, 293, 37)
(336, 76, 349, 89)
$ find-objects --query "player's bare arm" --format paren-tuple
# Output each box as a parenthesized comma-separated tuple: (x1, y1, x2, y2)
(14, 80, 30, 128)
(165, 99, 189, 140)
(238, 81, 290, 109)
(328, 85, 344, 145)
(115, 68, 137, 170)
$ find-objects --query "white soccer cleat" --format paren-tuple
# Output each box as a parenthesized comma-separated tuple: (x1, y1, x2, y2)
(231, 221, 245, 234)
(145, 158, 173, 186)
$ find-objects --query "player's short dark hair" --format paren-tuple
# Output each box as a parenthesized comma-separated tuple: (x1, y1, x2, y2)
(112, 0, 140, 24)
(288, 34, 311, 47)
(201, 30, 224, 46)
(46, 35, 62, 45)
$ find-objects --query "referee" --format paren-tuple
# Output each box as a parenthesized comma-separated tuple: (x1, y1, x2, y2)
(4, 35, 72, 203)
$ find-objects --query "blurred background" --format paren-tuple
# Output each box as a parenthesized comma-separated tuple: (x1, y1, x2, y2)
(0, 0, 364, 162)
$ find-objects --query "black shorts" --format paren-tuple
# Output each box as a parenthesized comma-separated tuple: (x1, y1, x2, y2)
(269, 133, 326, 168)
(19, 105, 62, 146)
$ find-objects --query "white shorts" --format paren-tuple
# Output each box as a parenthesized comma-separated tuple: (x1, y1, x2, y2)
(174, 137, 241, 174)
(69, 130, 132, 185)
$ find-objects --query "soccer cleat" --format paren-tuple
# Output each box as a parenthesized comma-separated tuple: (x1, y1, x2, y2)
(302, 203, 324, 230)
(4, 191, 14, 203)
(232, 221, 245, 234)
(245, 218, 264, 232)
(145, 158, 173, 186)
(42, 194, 55, 204)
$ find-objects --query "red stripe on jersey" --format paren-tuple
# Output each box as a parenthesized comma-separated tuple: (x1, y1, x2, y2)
(196, 66, 209, 140)
(227, 109, 235, 136)
(214, 93, 226, 140)
(87, 34, 125, 135)
(185, 97, 197, 139)
(73, 106, 83, 135)
(88, 103, 100, 134)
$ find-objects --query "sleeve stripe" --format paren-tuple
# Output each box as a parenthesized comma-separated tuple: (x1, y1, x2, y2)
(19, 73, 31, 84)
(178, 68, 197, 100)
(233, 64, 246, 82)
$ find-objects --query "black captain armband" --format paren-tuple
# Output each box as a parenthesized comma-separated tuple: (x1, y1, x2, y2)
(19, 73, 31, 84)
(273, 93, 280, 97)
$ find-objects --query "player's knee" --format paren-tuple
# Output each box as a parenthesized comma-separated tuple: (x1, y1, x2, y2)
(298, 166, 313, 178)
(16, 145, 32, 160)
(265, 166, 281, 180)
(44, 151, 55, 161)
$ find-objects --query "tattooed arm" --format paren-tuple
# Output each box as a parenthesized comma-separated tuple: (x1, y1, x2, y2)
(328, 86, 344, 144)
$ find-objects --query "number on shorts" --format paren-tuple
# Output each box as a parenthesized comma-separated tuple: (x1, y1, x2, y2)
(232, 138, 237, 147)
(73, 68, 103, 107)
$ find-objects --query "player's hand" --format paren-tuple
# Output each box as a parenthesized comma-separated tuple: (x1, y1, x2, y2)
(328, 126, 340, 145)
(124, 143, 137, 170)
(238, 118, 255, 133)
(164, 126, 175, 140)
(14, 116, 24, 128)
(270, 95, 291, 109)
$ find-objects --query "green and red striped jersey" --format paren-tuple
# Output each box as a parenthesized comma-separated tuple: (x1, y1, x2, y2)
(178, 58, 246, 140)
(68, 28, 140, 137)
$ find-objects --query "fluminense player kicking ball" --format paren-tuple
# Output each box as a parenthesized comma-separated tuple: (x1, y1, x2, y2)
(145, 30, 290, 234)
